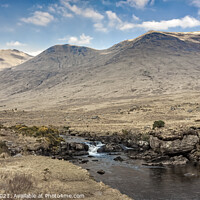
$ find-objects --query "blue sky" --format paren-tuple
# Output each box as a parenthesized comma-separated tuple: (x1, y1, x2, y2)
(0, 0, 200, 55)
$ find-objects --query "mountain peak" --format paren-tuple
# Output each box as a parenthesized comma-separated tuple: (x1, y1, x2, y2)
(0, 49, 33, 71)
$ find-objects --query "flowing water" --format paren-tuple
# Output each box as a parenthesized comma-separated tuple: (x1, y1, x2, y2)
(65, 136, 200, 200)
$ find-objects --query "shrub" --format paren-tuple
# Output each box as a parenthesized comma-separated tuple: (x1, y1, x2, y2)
(122, 129, 131, 136)
(153, 120, 165, 129)
(10, 125, 64, 150)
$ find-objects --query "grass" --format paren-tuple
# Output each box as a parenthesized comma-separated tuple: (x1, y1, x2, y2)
(6, 173, 34, 194)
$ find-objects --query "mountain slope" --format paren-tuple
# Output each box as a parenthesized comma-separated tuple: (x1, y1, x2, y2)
(0, 31, 200, 109)
(0, 49, 33, 71)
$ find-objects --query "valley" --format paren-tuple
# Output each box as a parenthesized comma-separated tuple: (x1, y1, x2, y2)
(0, 31, 200, 200)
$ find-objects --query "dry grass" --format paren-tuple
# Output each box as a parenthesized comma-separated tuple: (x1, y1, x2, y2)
(0, 156, 132, 200)
(6, 174, 34, 194)
(1, 93, 199, 135)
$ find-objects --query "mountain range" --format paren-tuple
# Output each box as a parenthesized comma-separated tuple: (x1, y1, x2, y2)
(0, 49, 32, 71)
(0, 30, 200, 109)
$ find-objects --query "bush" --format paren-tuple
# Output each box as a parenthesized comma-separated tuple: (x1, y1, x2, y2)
(10, 125, 64, 150)
(153, 120, 165, 129)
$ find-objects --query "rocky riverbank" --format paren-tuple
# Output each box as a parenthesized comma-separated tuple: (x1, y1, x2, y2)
(63, 126, 200, 166)
(0, 124, 200, 166)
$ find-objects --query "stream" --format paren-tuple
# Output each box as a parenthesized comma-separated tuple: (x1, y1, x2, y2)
(64, 135, 200, 200)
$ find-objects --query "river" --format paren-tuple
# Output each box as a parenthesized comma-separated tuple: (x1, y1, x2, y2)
(65, 135, 200, 200)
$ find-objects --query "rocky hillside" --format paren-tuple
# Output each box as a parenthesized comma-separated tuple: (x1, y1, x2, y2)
(0, 31, 200, 109)
(0, 49, 32, 71)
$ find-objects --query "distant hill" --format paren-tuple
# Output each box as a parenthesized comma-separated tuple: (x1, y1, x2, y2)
(0, 49, 32, 71)
(0, 31, 200, 109)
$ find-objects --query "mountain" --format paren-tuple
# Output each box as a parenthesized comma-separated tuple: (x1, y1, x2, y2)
(0, 49, 33, 71)
(0, 31, 200, 109)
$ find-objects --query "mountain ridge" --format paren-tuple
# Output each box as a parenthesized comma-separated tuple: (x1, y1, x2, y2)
(0, 49, 33, 71)
(0, 30, 200, 109)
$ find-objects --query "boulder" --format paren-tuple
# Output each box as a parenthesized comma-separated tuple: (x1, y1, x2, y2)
(144, 155, 188, 166)
(69, 142, 89, 151)
(150, 128, 199, 155)
(161, 156, 189, 166)
(97, 143, 123, 152)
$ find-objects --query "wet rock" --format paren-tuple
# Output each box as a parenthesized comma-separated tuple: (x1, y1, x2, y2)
(97, 170, 105, 175)
(62, 155, 73, 161)
(75, 143, 89, 151)
(70, 142, 89, 151)
(88, 155, 94, 158)
(73, 151, 88, 156)
(81, 159, 89, 164)
(162, 156, 189, 166)
(188, 145, 200, 163)
(149, 155, 170, 163)
(98, 143, 123, 153)
(113, 156, 124, 162)
(145, 155, 189, 166)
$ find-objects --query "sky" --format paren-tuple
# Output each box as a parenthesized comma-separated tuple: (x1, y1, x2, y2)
(0, 0, 200, 56)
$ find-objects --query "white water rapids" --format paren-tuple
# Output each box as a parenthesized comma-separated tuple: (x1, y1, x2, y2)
(85, 141, 105, 156)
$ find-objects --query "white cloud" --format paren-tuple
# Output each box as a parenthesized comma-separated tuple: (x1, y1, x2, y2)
(103, 14, 200, 31)
(132, 14, 140, 21)
(119, 23, 135, 30)
(117, 0, 154, 9)
(94, 23, 108, 32)
(106, 11, 122, 27)
(48, 4, 73, 18)
(21, 11, 54, 26)
(138, 15, 200, 30)
(191, 0, 200, 8)
(61, 34, 93, 45)
(6, 41, 26, 47)
(61, 0, 104, 21)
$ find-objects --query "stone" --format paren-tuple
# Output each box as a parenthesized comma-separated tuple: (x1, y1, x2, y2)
(150, 134, 199, 155)
(162, 156, 189, 166)
(73, 151, 88, 156)
(81, 159, 89, 164)
(113, 156, 124, 162)
(13, 153, 22, 157)
(150, 128, 199, 155)
(98, 143, 123, 153)
(69, 142, 89, 151)
(144, 155, 188, 166)
(97, 170, 105, 175)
